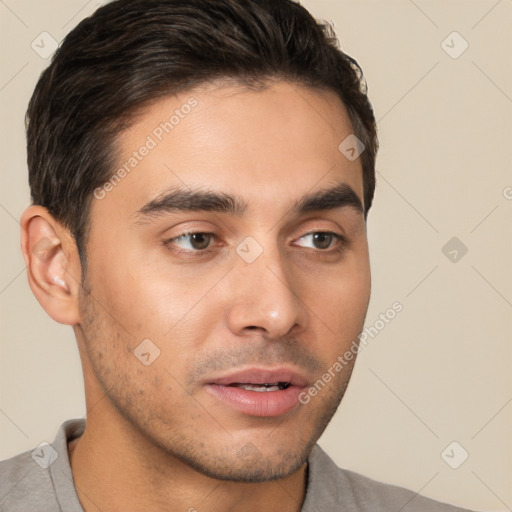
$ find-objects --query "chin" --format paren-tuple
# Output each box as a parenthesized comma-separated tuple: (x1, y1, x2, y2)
(177, 444, 311, 483)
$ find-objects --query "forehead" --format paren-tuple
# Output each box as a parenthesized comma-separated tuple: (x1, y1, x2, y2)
(92, 80, 364, 223)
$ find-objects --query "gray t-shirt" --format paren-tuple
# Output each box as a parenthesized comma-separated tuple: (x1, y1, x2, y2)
(0, 418, 474, 511)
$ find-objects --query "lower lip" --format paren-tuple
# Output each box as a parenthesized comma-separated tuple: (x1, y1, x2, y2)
(205, 384, 305, 417)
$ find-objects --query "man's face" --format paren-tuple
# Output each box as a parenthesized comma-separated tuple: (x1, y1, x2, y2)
(77, 80, 371, 481)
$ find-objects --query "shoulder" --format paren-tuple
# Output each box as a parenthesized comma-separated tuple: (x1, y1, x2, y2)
(302, 444, 476, 512)
(0, 418, 85, 512)
(0, 447, 59, 511)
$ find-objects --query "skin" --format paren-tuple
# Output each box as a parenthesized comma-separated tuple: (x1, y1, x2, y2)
(21, 80, 371, 512)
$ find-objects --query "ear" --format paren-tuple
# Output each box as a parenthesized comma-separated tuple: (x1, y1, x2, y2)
(20, 206, 82, 325)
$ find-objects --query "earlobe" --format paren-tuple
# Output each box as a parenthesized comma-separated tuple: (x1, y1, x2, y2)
(20, 206, 82, 325)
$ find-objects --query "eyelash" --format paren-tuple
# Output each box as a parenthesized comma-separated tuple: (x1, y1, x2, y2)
(163, 231, 348, 258)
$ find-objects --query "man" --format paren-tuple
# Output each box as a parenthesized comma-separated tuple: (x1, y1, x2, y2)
(0, 0, 474, 510)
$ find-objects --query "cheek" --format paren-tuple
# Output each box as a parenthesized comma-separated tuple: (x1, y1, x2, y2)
(303, 246, 371, 346)
(85, 237, 177, 331)
(85, 246, 224, 363)
(340, 251, 371, 318)
(306, 247, 371, 312)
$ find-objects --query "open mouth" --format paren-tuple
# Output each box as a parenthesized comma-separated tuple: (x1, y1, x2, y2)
(204, 368, 308, 417)
(228, 382, 291, 392)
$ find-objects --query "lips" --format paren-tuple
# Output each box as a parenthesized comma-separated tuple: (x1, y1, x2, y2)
(204, 367, 309, 417)
(207, 368, 309, 388)
(230, 382, 290, 392)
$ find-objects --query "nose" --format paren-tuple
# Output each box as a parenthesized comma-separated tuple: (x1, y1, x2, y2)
(226, 243, 308, 339)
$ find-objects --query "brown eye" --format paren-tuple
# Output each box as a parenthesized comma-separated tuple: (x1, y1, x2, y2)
(295, 232, 344, 251)
(311, 232, 333, 249)
(166, 232, 215, 253)
(188, 233, 211, 250)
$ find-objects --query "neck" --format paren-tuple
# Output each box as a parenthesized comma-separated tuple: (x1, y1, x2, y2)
(69, 407, 307, 512)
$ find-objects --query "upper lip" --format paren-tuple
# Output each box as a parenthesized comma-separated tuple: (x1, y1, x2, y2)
(206, 367, 310, 387)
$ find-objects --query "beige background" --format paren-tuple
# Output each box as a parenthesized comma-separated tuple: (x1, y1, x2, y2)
(1, 1, 511, 510)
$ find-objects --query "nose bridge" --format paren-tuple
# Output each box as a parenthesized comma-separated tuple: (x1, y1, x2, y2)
(226, 235, 306, 337)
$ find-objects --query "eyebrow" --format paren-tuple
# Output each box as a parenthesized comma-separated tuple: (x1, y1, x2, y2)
(134, 182, 364, 222)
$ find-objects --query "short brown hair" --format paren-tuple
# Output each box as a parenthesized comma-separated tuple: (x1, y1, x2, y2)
(26, 0, 378, 268)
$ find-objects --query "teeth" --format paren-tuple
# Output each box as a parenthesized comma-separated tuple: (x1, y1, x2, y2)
(239, 384, 279, 392)
(232, 382, 289, 392)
